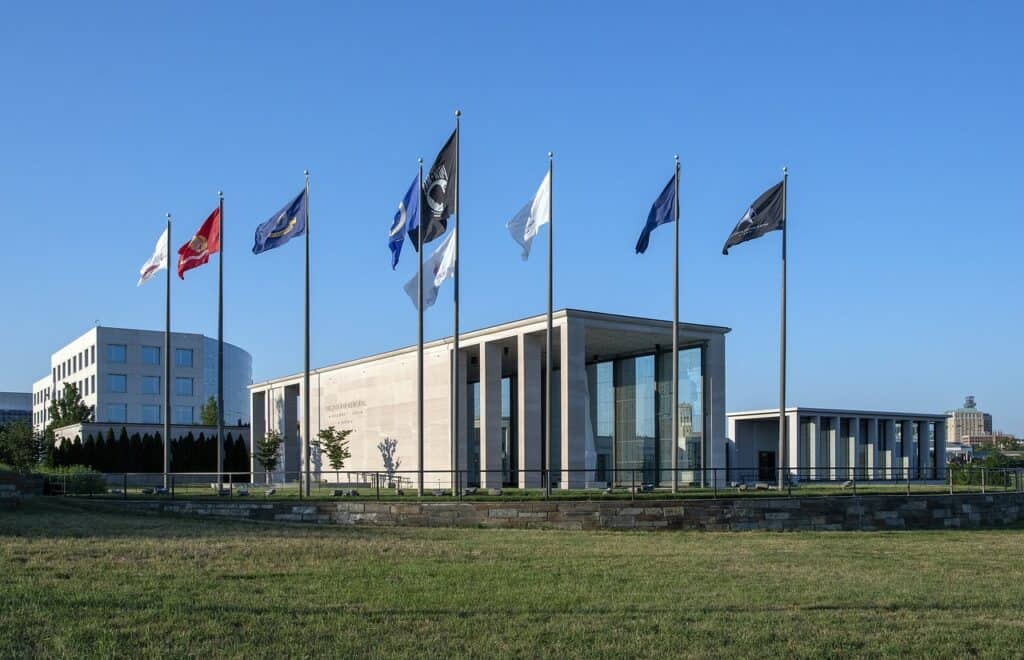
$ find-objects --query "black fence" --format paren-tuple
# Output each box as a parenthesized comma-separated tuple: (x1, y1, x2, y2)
(42, 465, 1024, 501)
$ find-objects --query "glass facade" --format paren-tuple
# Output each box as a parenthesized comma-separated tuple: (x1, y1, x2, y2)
(586, 346, 704, 487)
(141, 346, 161, 365)
(141, 375, 160, 395)
(107, 344, 127, 363)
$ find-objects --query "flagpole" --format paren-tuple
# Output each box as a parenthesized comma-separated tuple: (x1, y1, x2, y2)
(303, 170, 311, 497)
(217, 191, 224, 487)
(778, 166, 788, 491)
(418, 157, 425, 498)
(545, 152, 553, 498)
(164, 213, 171, 490)
(672, 155, 680, 494)
(451, 109, 461, 497)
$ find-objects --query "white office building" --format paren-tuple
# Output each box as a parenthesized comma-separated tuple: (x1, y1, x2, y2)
(31, 326, 252, 433)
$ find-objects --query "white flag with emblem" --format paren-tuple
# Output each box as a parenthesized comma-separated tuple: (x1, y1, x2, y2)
(404, 229, 457, 310)
(137, 228, 168, 286)
(505, 171, 551, 260)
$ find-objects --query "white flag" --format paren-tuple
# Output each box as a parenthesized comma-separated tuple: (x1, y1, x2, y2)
(506, 171, 551, 260)
(404, 229, 457, 311)
(137, 228, 168, 286)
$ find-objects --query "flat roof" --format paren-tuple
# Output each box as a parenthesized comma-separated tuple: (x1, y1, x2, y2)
(728, 407, 947, 421)
(250, 308, 731, 389)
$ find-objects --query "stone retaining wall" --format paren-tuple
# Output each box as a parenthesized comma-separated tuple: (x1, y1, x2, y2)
(69, 491, 1024, 532)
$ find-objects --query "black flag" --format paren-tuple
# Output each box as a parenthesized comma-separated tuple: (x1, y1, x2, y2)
(722, 180, 785, 255)
(409, 129, 458, 250)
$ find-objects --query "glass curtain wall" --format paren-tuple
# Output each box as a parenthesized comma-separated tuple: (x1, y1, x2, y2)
(587, 347, 704, 487)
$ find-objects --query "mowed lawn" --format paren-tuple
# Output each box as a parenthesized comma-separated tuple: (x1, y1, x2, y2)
(2, 501, 1023, 658)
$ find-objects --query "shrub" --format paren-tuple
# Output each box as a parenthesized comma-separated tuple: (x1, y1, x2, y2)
(36, 465, 107, 494)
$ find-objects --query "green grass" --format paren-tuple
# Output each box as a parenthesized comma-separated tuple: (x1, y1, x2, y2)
(2, 500, 1023, 658)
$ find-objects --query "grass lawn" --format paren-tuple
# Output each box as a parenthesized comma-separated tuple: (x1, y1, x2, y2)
(2, 500, 1023, 658)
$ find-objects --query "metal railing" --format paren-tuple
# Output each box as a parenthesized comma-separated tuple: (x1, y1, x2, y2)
(42, 465, 1024, 501)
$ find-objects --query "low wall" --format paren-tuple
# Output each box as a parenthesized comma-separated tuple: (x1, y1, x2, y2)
(70, 492, 1024, 531)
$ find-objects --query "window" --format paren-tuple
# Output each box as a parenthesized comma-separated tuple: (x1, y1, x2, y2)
(141, 404, 161, 423)
(175, 377, 194, 396)
(83, 378, 89, 396)
(107, 344, 127, 363)
(91, 345, 95, 364)
(91, 375, 95, 394)
(106, 404, 127, 423)
(175, 348, 193, 368)
(141, 376, 161, 395)
(108, 374, 127, 393)
(141, 346, 161, 365)
(173, 406, 194, 424)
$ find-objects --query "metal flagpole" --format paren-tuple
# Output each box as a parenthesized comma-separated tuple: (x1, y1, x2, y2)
(545, 151, 553, 498)
(418, 157, 425, 497)
(163, 213, 171, 489)
(217, 191, 224, 486)
(304, 170, 311, 497)
(778, 166, 788, 491)
(672, 155, 680, 494)
(451, 110, 461, 497)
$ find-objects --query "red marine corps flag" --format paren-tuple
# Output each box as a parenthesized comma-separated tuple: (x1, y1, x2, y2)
(177, 207, 221, 278)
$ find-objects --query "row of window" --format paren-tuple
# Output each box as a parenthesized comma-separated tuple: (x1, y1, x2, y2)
(105, 404, 194, 424)
(33, 387, 51, 406)
(54, 345, 96, 382)
(106, 344, 194, 368)
(106, 374, 193, 396)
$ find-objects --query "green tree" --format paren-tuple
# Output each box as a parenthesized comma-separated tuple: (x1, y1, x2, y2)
(46, 383, 94, 431)
(255, 430, 283, 484)
(313, 426, 353, 472)
(0, 421, 45, 470)
(199, 396, 219, 426)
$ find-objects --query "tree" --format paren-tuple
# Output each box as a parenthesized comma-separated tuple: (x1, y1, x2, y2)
(313, 426, 353, 472)
(255, 430, 283, 484)
(199, 396, 219, 426)
(47, 383, 94, 431)
(0, 421, 45, 470)
(377, 437, 401, 488)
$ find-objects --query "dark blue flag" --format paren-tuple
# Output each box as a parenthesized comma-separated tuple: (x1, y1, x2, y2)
(389, 175, 418, 269)
(634, 175, 676, 254)
(722, 180, 785, 255)
(253, 189, 307, 255)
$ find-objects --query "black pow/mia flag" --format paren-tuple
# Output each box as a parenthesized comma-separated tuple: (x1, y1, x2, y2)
(722, 180, 785, 255)
(409, 129, 458, 251)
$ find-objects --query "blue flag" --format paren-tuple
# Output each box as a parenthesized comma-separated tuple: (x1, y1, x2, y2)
(634, 176, 676, 254)
(253, 189, 307, 254)
(389, 175, 419, 269)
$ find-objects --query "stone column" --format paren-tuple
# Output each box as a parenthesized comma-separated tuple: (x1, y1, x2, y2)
(934, 420, 947, 480)
(900, 420, 914, 481)
(917, 420, 932, 480)
(809, 416, 821, 481)
(560, 319, 587, 489)
(828, 416, 842, 481)
(884, 421, 892, 478)
(250, 390, 266, 481)
(866, 418, 879, 481)
(479, 342, 504, 489)
(517, 333, 543, 488)
(849, 417, 861, 481)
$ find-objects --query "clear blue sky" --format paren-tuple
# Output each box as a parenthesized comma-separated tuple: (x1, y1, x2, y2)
(2, 2, 1021, 433)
